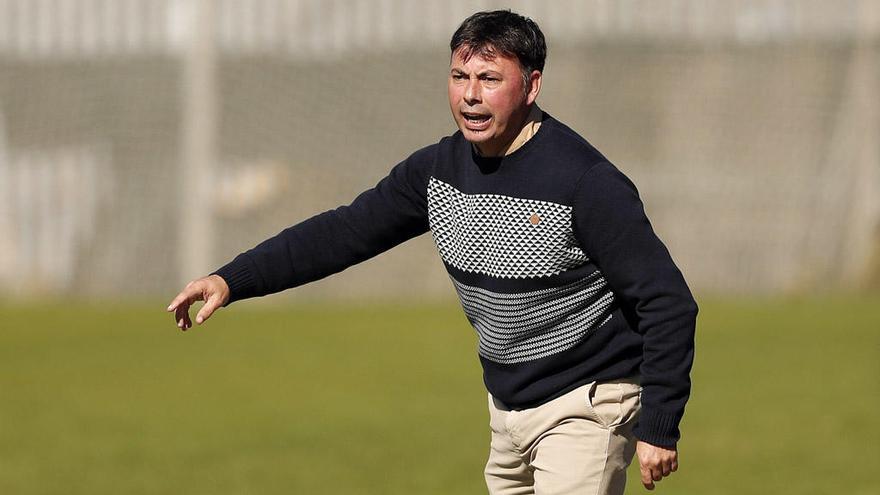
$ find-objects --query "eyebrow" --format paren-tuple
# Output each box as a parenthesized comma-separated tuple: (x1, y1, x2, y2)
(450, 68, 502, 77)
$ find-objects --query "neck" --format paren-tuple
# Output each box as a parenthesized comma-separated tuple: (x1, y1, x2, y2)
(474, 104, 543, 157)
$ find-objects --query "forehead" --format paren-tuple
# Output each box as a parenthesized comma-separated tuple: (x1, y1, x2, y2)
(450, 46, 522, 73)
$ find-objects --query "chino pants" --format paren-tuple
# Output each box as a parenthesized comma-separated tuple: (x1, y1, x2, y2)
(484, 377, 642, 495)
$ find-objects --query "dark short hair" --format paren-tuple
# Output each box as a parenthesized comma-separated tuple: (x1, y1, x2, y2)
(450, 10, 547, 83)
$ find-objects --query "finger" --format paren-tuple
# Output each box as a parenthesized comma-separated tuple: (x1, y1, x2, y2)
(652, 467, 663, 482)
(671, 459, 679, 472)
(167, 290, 191, 312)
(175, 304, 193, 331)
(175, 304, 189, 327)
(166, 285, 197, 311)
(167, 285, 201, 312)
(661, 461, 672, 477)
(196, 294, 222, 324)
(640, 464, 655, 490)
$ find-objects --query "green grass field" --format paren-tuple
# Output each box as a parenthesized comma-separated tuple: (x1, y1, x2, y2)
(1, 296, 877, 494)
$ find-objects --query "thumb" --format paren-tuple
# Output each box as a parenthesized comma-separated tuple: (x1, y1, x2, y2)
(195, 293, 223, 324)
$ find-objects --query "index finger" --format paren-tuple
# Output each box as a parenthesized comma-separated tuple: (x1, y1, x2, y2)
(167, 285, 201, 312)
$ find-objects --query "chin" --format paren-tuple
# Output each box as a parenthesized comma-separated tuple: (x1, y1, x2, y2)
(459, 126, 492, 145)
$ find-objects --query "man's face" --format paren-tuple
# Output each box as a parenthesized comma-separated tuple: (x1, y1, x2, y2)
(448, 46, 541, 156)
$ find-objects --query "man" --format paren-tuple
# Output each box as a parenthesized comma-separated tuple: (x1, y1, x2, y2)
(168, 10, 697, 495)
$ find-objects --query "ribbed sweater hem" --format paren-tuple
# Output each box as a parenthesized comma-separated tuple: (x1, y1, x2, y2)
(213, 256, 259, 305)
(633, 408, 682, 448)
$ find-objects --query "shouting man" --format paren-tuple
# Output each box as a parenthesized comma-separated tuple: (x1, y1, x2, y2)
(168, 10, 698, 495)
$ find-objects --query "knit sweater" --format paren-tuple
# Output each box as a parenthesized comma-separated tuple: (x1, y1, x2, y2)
(214, 113, 698, 448)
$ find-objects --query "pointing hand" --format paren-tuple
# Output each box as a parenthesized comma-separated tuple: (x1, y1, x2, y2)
(166, 275, 230, 330)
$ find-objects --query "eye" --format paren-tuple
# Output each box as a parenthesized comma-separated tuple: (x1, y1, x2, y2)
(451, 73, 466, 80)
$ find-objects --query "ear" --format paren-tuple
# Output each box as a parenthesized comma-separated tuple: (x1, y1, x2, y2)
(526, 70, 542, 106)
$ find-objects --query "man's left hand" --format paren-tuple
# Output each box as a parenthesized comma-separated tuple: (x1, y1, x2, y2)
(635, 440, 678, 490)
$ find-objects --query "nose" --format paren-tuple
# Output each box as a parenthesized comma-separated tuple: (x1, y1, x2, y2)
(464, 78, 481, 105)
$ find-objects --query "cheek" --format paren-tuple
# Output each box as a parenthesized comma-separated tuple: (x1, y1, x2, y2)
(492, 89, 524, 120)
(447, 85, 461, 110)
(483, 93, 510, 120)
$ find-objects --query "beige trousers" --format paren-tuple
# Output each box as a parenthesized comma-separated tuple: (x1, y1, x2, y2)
(484, 378, 642, 495)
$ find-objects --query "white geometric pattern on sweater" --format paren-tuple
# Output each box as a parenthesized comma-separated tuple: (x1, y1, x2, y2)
(452, 273, 614, 364)
(427, 177, 588, 279)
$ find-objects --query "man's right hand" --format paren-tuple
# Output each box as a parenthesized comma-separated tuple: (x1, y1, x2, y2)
(166, 275, 230, 330)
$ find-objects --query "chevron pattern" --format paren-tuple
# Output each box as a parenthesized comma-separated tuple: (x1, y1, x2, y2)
(452, 273, 614, 364)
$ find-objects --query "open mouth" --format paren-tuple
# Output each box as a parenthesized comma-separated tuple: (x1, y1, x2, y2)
(462, 111, 491, 130)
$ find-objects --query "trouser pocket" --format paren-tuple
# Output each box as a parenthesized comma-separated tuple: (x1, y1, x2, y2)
(585, 378, 642, 429)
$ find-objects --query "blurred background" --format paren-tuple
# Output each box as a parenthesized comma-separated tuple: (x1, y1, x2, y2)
(1, 0, 878, 299)
(0, 1, 878, 494)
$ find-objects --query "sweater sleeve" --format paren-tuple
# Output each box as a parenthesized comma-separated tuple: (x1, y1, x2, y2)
(213, 146, 433, 304)
(572, 161, 698, 448)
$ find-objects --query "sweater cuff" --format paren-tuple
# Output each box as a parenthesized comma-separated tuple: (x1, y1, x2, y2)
(633, 407, 682, 448)
(212, 255, 260, 306)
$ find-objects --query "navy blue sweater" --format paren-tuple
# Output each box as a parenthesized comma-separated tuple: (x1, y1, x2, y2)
(215, 114, 698, 447)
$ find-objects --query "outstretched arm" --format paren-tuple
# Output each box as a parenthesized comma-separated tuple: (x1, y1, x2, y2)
(165, 145, 435, 329)
(213, 148, 433, 305)
(166, 274, 230, 330)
